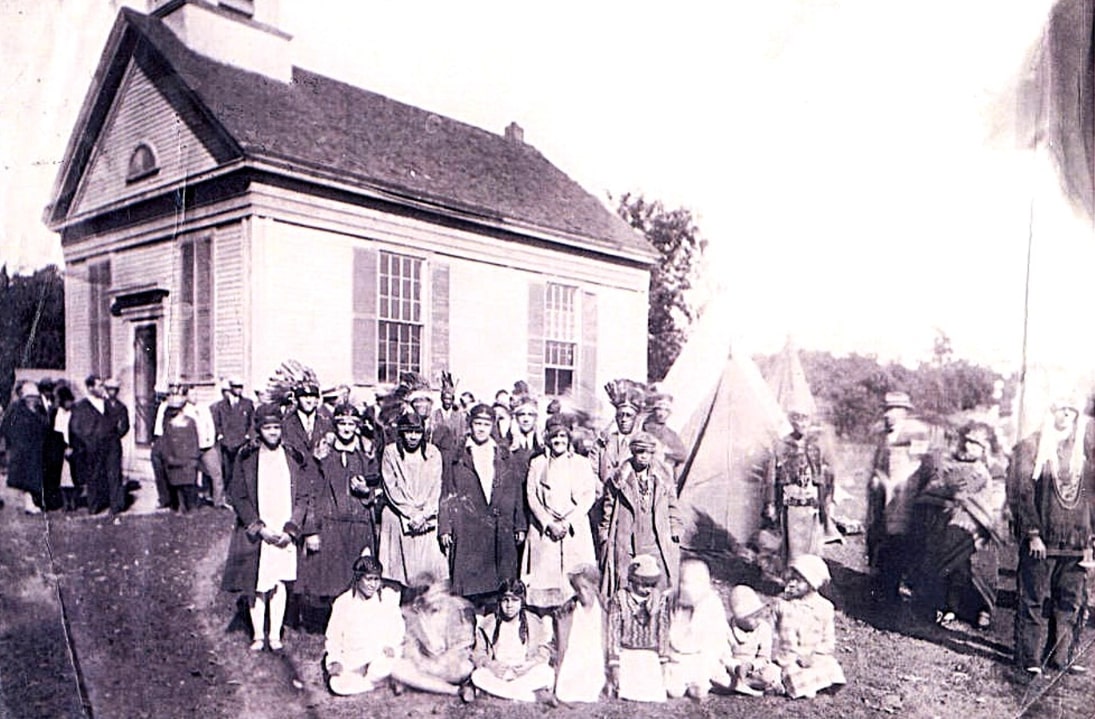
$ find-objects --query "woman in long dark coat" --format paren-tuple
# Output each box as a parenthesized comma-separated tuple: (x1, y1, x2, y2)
(297, 404, 382, 601)
(222, 405, 311, 651)
(439, 404, 527, 602)
(1, 382, 49, 513)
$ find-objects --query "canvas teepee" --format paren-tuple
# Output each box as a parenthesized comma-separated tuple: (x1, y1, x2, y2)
(765, 338, 817, 417)
(661, 293, 789, 550)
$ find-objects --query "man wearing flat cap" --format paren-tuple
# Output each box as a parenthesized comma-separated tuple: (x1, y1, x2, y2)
(866, 391, 938, 603)
(600, 430, 681, 596)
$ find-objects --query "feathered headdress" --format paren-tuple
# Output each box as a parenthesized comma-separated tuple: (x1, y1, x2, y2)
(376, 371, 433, 429)
(261, 360, 320, 407)
(440, 371, 457, 395)
(604, 378, 647, 411)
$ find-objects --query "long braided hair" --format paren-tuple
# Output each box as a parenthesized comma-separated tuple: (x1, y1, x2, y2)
(491, 578, 529, 646)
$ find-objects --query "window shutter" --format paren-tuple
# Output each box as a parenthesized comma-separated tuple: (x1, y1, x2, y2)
(527, 281, 546, 395)
(429, 261, 450, 378)
(352, 245, 379, 385)
(179, 242, 194, 379)
(195, 237, 213, 379)
(579, 290, 598, 409)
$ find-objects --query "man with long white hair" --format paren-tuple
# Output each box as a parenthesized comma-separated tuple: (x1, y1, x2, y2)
(1008, 393, 1095, 677)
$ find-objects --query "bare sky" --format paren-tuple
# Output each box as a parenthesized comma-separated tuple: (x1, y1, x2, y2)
(1, 0, 1086, 374)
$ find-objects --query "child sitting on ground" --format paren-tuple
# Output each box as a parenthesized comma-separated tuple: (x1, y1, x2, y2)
(664, 558, 730, 700)
(324, 554, 405, 695)
(553, 564, 606, 703)
(772, 554, 846, 699)
(390, 575, 476, 699)
(722, 584, 783, 696)
(470, 579, 555, 702)
(606, 554, 671, 702)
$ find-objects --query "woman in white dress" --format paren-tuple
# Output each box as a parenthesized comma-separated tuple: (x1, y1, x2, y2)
(521, 415, 598, 611)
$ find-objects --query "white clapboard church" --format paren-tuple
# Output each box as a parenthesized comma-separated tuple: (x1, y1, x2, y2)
(44, 0, 655, 476)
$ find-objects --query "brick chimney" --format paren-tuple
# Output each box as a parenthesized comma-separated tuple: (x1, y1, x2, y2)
(504, 121, 525, 145)
(149, 0, 293, 83)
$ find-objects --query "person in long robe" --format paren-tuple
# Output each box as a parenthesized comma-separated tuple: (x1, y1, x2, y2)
(440, 403, 527, 603)
(298, 403, 383, 611)
(521, 415, 597, 611)
(378, 412, 447, 590)
(762, 409, 836, 579)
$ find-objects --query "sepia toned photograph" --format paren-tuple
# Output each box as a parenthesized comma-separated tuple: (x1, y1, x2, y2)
(0, 1, 1092, 717)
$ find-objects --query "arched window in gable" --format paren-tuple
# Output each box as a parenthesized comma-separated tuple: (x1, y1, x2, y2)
(126, 143, 159, 182)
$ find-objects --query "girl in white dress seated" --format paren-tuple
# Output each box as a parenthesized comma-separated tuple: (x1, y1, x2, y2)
(470, 579, 556, 702)
(324, 554, 405, 695)
(553, 564, 606, 703)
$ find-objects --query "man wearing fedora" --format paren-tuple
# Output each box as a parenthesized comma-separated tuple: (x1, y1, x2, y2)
(211, 377, 254, 494)
(866, 391, 936, 603)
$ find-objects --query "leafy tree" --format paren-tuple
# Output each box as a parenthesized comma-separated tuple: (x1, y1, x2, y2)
(761, 339, 1005, 442)
(615, 193, 707, 383)
(0, 264, 65, 402)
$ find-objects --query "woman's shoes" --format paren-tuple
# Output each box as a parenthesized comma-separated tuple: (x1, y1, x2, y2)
(935, 610, 956, 627)
(976, 611, 992, 630)
(249, 639, 265, 652)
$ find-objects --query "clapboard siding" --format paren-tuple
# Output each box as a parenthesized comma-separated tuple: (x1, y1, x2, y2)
(249, 183, 649, 293)
(65, 263, 93, 382)
(214, 220, 246, 379)
(112, 241, 174, 289)
(72, 57, 224, 218)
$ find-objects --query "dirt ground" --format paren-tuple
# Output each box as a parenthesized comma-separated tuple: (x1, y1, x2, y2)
(1, 448, 1093, 719)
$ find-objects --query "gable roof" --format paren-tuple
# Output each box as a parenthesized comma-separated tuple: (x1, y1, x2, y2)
(47, 7, 656, 264)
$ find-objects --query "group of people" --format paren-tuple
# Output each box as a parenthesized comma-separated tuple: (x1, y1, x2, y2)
(215, 371, 846, 703)
(1, 374, 130, 520)
(862, 390, 1094, 679)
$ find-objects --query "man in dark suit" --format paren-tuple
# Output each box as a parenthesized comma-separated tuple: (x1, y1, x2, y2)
(103, 377, 131, 518)
(281, 381, 333, 458)
(38, 378, 66, 511)
(210, 377, 254, 495)
(69, 375, 117, 518)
